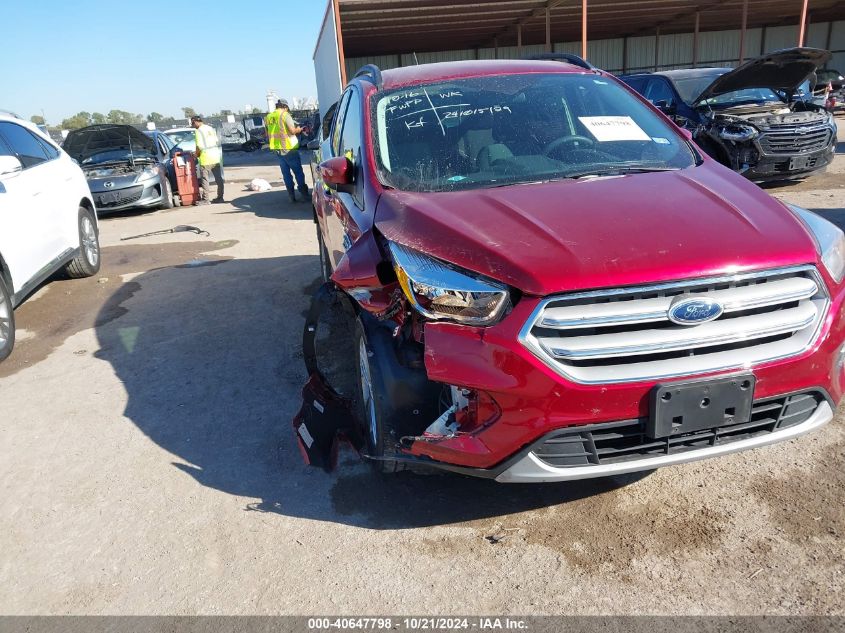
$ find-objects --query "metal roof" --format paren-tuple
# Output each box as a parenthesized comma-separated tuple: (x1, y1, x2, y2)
(337, 0, 845, 56)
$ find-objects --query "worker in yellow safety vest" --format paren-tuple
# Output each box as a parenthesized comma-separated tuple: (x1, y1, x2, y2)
(265, 99, 309, 203)
(190, 115, 224, 205)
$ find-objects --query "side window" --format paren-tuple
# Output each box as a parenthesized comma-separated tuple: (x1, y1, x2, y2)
(0, 134, 14, 157)
(322, 100, 339, 141)
(0, 122, 49, 168)
(622, 76, 645, 94)
(339, 91, 363, 207)
(331, 91, 352, 156)
(645, 78, 675, 105)
(35, 135, 60, 159)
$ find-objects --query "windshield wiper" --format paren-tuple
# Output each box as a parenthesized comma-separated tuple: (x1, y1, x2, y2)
(566, 166, 680, 179)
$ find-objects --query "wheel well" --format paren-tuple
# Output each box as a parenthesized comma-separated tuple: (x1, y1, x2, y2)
(79, 197, 98, 225)
(0, 252, 13, 295)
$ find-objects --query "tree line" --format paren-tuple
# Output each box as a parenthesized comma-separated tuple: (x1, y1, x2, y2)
(33, 105, 266, 131)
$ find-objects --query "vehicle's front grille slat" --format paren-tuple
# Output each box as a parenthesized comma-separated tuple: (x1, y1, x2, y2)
(522, 266, 829, 384)
(758, 123, 833, 155)
(533, 391, 824, 468)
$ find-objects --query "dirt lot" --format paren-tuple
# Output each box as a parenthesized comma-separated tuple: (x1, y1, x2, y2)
(1, 124, 844, 615)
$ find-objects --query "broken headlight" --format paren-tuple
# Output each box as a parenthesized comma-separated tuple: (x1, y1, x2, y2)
(717, 124, 758, 142)
(789, 204, 845, 283)
(388, 242, 510, 326)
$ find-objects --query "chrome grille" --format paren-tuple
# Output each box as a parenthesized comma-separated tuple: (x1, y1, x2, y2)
(757, 123, 833, 155)
(519, 266, 829, 384)
(533, 391, 825, 468)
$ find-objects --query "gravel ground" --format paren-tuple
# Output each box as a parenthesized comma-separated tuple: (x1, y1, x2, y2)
(0, 122, 843, 615)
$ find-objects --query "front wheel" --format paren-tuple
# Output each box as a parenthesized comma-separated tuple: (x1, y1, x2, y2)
(354, 319, 403, 473)
(159, 176, 174, 209)
(0, 274, 14, 361)
(64, 207, 101, 279)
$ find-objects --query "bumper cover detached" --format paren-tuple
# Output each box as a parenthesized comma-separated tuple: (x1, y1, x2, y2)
(292, 283, 363, 471)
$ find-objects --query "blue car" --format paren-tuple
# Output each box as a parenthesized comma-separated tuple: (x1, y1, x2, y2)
(620, 48, 837, 181)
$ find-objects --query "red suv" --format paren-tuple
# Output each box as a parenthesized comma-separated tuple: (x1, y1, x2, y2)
(300, 58, 844, 482)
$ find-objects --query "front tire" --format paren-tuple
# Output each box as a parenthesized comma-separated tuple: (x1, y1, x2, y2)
(160, 176, 174, 209)
(354, 319, 403, 473)
(0, 274, 15, 362)
(64, 207, 101, 279)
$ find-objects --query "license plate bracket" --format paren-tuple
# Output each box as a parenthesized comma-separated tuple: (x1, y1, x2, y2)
(789, 155, 811, 171)
(647, 374, 755, 439)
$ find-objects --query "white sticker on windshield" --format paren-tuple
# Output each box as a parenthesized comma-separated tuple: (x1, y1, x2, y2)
(578, 116, 651, 142)
(652, 137, 670, 144)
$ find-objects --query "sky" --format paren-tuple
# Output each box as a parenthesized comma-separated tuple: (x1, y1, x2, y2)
(1, 0, 327, 125)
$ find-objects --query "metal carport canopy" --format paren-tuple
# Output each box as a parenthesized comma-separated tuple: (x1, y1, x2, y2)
(336, 0, 845, 57)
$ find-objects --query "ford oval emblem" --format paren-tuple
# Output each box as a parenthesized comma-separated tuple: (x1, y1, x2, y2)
(668, 297, 724, 325)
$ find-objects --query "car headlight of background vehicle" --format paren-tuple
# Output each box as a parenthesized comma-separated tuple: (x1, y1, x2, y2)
(717, 124, 758, 142)
(135, 166, 160, 182)
(388, 242, 511, 326)
(789, 204, 845, 283)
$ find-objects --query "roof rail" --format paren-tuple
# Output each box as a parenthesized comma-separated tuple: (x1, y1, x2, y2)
(524, 53, 595, 71)
(353, 64, 384, 90)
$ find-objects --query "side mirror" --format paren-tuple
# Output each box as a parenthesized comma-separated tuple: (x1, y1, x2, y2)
(678, 127, 693, 141)
(0, 155, 23, 179)
(654, 100, 677, 115)
(319, 156, 353, 193)
(306, 139, 320, 150)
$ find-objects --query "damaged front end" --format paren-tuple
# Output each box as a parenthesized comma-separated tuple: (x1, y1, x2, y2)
(695, 103, 836, 180)
(691, 47, 837, 181)
(292, 230, 511, 474)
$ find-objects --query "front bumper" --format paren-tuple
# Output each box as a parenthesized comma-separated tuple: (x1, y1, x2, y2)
(402, 279, 845, 476)
(495, 397, 832, 482)
(89, 178, 166, 213)
(745, 139, 836, 182)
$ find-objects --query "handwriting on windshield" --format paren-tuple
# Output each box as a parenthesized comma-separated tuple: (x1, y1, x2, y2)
(387, 89, 513, 133)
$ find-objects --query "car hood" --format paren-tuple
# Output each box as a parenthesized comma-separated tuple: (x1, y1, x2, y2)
(374, 163, 817, 296)
(63, 124, 157, 164)
(694, 47, 832, 104)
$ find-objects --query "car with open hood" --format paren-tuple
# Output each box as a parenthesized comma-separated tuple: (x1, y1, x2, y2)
(295, 57, 845, 483)
(63, 124, 178, 213)
(620, 48, 837, 181)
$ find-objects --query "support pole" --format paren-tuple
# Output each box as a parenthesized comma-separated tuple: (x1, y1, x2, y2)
(654, 26, 660, 71)
(332, 0, 347, 86)
(798, 0, 809, 46)
(622, 36, 628, 74)
(581, 0, 588, 60)
(494, 37, 499, 59)
(517, 23, 523, 58)
(825, 20, 834, 52)
(545, 7, 552, 53)
(739, 0, 748, 63)
(692, 11, 699, 68)
(692, 12, 700, 67)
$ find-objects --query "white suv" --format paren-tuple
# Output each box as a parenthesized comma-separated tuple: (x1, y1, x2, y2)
(0, 114, 101, 361)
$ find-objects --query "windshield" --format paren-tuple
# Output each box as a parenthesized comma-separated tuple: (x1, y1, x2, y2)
(698, 87, 784, 108)
(372, 73, 695, 192)
(672, 72, 726, 104)
(165, 130, 195, 145)
(80, 148, 156, 165)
